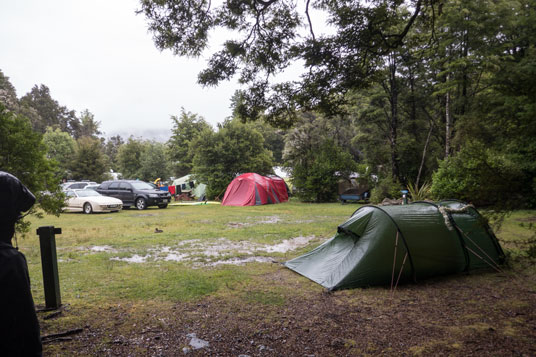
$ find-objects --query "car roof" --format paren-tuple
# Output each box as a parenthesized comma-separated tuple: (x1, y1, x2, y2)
(102, 180, 146, 183)
(70, 188, 101, 194)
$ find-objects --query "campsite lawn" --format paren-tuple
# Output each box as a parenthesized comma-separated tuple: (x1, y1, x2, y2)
(20, 202, 536, 356)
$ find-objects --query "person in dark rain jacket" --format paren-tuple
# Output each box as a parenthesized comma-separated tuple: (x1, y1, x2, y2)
(0, 171, 42, 356)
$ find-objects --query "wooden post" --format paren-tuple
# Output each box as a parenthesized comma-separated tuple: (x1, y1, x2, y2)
(36, 226, 62, 309)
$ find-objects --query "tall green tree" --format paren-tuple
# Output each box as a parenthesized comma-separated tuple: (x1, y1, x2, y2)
(138, 141, 170, 182)
(43, 127, 77, 179)
(0, 69, 19, 111)
(117, 137, 146, 179)
(246, 120, 286, 165)
(78, 109, 102, 139)
(231, 92, 287, 164)
(429, 0, 510, 158)
(104, 135, 124, 172)
(19, 84, 80, 136)
(293, 140, 358, 202)
(191, 120, 273, 198)
(166, 108, 212, 177)
(69, 137, 109, 182)
(431, 0, 536, 208)
(283, 113, 359, 202)
(0, 104, 64, 232)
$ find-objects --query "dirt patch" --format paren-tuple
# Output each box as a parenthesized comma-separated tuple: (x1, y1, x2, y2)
(40, 268, 536, 356)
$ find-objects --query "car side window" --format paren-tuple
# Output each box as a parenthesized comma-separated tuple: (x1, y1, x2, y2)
(109, 182, 120, 189)
(98, 182, 109, 190)
(66, 191, 75, 197)
(119, 182, 131, 190)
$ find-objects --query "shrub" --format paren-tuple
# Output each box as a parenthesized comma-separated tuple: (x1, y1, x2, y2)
(291, 140, 357, 202)
(370, 177, 402, 204)
(407, 181, 432, 201)
(431, 142, 527, 208)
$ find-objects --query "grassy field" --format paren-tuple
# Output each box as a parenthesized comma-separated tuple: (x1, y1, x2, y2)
(19, 202, 536, 356)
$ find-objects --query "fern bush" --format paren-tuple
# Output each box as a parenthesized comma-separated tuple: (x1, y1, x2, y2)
(407, 181, 432, 201)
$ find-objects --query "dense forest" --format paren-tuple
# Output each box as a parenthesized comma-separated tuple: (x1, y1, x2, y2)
(1, 0, 535, 219)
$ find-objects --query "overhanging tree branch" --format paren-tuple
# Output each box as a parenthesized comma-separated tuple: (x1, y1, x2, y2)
(305, 0, 316, 41)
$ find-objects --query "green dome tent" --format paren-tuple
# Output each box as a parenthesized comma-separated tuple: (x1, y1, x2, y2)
(285, 200, 504, 290)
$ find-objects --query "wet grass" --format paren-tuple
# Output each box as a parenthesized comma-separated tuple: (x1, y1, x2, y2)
(17, 202, 536, 355)
(21, 201, 355, 306)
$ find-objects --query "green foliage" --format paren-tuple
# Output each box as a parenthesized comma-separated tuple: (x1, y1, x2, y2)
(0, 69, 19, 111)
(117, 137, 146, 179)
(283, 113, 360, 202)
(138, 141, 170, 182)
(407, 181, 432, 202)
(426, 0, 536, 210)
(19, 84, 80, 136)
(0, 105, 64, 233)
(370, 177, 403, 204)
(78, 109, 102, 139)
(69, 137, 110, 182)
(43, 127, 76, 179)
(103, 135, 124, 171)
(140, 0, 433, 126)
(290, 140, 358, 202)
(116, 138, 172, 183)
(431, 142, 528, 208)
(246, 120, 286, 165)
(191, 120, 274, 198)
(166, 108, 212, 177)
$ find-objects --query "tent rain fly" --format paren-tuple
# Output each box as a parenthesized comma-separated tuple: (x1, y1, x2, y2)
(285, 200, 504, 290)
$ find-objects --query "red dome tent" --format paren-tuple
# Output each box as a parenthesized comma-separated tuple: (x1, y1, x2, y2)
(221, 173, 288, 206)
(268, 175, 289, 203)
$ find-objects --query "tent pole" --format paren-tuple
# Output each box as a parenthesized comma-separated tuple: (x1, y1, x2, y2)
(454, 225, 503, 272)
(392, 252, 408, 296)
(465, 246, 503, 273)
(390, 231, 399, 292)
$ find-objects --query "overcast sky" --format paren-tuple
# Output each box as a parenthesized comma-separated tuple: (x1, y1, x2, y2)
(0, 0, 242, 141)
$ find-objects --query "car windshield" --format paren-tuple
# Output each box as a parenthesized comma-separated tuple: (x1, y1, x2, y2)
(130, 182, 154, 190)
(75, 189, 101, 197)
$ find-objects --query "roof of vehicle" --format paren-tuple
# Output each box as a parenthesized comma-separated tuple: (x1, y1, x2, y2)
(67, 189, 103, 196)
(100, 180, 144, 183)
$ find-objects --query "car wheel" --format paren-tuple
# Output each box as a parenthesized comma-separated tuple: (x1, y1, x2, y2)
(136, 197, 147, 210)
(83, 202, 93, 214)
(158, 204, 168, 209)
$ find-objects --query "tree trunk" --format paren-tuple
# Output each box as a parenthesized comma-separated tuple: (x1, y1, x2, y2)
(389, 55, 401, 182)
(445, 74, 452, 158)
(416, 120, 434, 188)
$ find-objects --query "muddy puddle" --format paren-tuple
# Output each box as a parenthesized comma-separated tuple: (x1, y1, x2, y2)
(90, 245, 115, 252)
(227, 215, 283, 228)
(87, 235, 318, 267)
